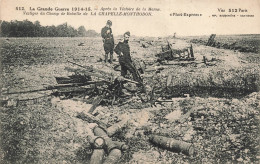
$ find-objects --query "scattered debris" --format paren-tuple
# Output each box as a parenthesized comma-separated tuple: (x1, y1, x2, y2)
(78, 43, 85, 46)
(1, 36, 259, 163)
(156, 41, 195, 63)
(149, 135, 195, 156)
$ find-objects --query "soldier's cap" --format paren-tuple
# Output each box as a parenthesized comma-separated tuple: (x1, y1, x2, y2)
(107, 20, 112, 25)
(124, 31, 130, 36)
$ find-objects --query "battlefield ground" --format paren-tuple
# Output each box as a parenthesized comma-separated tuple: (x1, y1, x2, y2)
(0, 34, 260, 163)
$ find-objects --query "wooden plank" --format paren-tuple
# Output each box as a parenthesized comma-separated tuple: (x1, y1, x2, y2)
(88, 92, 106, 114)
(76, 112, 108, 130)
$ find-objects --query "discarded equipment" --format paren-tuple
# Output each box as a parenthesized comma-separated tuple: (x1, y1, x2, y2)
(92, 126, 123, 164)
(149, 135, 195, 156)
(90, 149, 105, 164)
(156, 41, 195, 63)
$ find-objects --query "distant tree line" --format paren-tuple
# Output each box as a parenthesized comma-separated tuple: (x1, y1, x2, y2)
(0, 20, 99, 37)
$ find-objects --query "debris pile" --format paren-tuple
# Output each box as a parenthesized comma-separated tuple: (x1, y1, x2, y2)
(156, 41, 195, 64)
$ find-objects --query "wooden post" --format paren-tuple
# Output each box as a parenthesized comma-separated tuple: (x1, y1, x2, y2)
(206, 34, 216, 46)
(187, 48, 190, 58)
(190, 44, 194, 58)
(167, 41, 171, 50)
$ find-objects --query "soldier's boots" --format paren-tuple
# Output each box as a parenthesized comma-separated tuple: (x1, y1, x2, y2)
(109, 53, 113, 64)
(105, 53, 114, 63)
(105, 53, 108, 63)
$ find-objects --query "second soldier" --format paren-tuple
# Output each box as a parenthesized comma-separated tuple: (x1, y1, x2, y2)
(101, 20, 114, 63)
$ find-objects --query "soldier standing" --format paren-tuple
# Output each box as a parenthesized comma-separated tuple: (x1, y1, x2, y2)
(101, 20, 114, 63)
(114, 31, 143, 84)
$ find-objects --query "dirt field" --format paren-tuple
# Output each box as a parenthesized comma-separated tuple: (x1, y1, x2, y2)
(188, 34, 260, 53)
(0, 35, 259, 163)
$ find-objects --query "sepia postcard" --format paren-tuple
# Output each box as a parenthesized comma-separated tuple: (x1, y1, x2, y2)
(0, 0, 259, 163)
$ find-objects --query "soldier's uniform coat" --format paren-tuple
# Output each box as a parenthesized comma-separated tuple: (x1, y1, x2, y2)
(101, 26, 114, 54)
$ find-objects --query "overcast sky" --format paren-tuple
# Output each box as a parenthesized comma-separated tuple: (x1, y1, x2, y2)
(1, 0, 260, 36)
